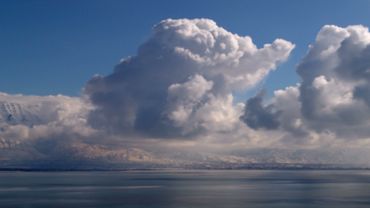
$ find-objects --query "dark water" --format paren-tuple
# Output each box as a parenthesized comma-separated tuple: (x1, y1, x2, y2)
(0, 170, 370, 208)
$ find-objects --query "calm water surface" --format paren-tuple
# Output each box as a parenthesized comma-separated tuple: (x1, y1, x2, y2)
(0, 170, 369, 208)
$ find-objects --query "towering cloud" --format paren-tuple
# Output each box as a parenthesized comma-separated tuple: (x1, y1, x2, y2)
(84, 18, 294, 138)
(297, 25, 370, 139)
(242, 24, 370, 142)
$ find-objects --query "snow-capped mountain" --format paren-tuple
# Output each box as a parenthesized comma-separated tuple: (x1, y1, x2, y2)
(0, 93, 84, 127)
(0, 101, 44, 126)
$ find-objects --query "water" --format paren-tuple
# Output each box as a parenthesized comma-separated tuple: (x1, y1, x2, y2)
(0, 170, 370, 208)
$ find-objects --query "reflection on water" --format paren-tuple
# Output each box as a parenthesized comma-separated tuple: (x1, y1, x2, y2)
(0, 170, 370, 208)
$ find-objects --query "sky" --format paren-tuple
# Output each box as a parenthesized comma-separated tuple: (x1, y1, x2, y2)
(1, 0, 370, 96)
(3, 0, 370, 168)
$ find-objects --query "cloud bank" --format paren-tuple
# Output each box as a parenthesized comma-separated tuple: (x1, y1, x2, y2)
(3, 19, 370, 168)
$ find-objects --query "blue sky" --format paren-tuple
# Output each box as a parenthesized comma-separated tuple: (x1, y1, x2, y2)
(1, 0, 370, 96)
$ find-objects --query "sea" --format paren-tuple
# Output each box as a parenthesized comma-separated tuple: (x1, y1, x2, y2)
(0, 170, 369, 208)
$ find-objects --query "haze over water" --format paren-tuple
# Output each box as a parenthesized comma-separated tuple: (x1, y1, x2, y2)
(0, 170, 369, 208)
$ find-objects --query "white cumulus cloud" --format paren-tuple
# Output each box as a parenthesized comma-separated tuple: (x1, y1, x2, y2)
(242, 24, 370, 145)
(84, 18, 295, 138)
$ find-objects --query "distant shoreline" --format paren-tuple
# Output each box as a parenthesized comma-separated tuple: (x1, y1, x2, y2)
(0, 167, 369, 172)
